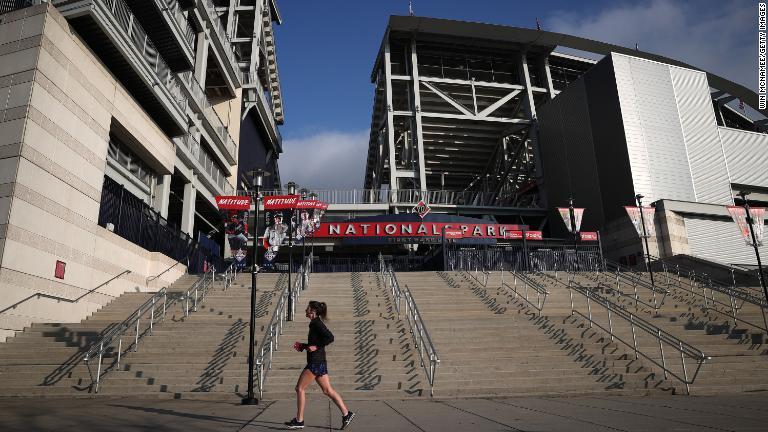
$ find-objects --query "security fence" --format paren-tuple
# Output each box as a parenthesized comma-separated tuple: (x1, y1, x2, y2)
(445, 242, 602, 272)
(98, 175, 222, 274)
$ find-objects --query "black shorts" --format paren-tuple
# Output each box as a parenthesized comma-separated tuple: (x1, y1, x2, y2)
(304, 362, 328, 377)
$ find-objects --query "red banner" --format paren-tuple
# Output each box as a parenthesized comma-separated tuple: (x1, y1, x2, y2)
(314, 222, 533, 239)
(580, 231, 598, 241)
(525, 231, 543, 240)
(263, 195, 300, 210)
(215, 196, 251, 210)
(444, 228, 464, 239)
(296, 200, 327, 210)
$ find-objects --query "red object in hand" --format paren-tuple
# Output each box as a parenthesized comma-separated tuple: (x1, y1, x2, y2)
(293, 342, 305, 352)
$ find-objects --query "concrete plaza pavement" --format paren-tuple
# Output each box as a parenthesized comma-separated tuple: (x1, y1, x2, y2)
(0, 394, 767, 431)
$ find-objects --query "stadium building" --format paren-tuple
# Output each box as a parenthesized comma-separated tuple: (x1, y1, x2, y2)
(360, 15, 767, 269)
(0, 0, 284, 338)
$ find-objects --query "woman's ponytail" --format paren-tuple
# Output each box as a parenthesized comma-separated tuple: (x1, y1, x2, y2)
(309, 300, 328, 320)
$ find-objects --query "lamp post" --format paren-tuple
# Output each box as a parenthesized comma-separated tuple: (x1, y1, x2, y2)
(737, 191, 768, 305)
(285, 181, 297, 321)
(635, 194, 656, 288)
(309, 192, 318, 262)
(299, 188, 308, 291)
(568, 197, 580, 271)
(242, 168, 267, 406)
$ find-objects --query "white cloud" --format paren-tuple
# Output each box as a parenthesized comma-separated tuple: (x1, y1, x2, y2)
(547, 0, 753, 90)
(278, 129, 370, 189)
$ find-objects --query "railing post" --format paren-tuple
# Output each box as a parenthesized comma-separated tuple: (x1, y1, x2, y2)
(149, 297, 156, 335)
(607, 302, 614, 341)
(134, 309, 141, 351)
(679, 341, 690, 395)
(629, 315, 639, 359)
(586, 294, 593, 328)
(162, 291, 167, 321)
(117, 337, 123, 370)
(658, 330, 667, 379)
(95, 341, 104, 393)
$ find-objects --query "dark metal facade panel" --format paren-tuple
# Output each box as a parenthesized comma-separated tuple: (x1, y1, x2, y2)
(584, 57, 636, 224)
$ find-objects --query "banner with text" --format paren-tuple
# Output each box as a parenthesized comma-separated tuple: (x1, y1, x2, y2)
(624, 206, 655, 238)
(727, 206, 765, 246)
(556, 207, 585, 233)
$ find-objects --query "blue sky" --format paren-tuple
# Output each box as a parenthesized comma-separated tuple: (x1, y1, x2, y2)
(273, 0, 756, 189)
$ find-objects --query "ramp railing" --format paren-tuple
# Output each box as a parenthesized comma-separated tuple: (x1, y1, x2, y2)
(598, 260, 669, 312)
(650, 257, 768, 334)
(539, 272, 709, 394)
(501, 269, 550, 316)
(381, 260, 440, 396)
(254, 255, 312, 398)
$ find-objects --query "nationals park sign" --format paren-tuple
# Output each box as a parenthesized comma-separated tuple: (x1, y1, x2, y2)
(314, 222, 536, 239)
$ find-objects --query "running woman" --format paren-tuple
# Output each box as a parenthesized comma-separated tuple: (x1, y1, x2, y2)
(285, 301, 355, 430)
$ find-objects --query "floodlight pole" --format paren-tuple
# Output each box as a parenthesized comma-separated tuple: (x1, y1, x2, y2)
(635, 194, 656, 289)
(738, 191, 768, 305)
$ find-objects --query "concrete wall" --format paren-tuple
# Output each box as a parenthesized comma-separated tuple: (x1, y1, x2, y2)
(0, 5, 184, 341)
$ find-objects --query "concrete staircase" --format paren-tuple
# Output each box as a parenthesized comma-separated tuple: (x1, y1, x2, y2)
(531, 269, 768, 395)
(0, 274, 201, 397)
(81, 272, 287, 398)
(397, 271, 673, 398)
(259, 272, 425, 400)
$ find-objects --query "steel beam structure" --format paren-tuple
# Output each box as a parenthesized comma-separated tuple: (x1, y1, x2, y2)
(365, 30, 580, 213)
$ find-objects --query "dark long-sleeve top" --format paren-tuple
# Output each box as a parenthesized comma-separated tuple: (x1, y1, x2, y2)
(306, 317, 334, 363)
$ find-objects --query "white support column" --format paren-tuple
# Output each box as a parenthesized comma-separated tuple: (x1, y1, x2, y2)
(410, 39, 428, 193)
(519, 52, 546, 205)
(154, 174, 172, 219)
(226, 0, 237, 40)
(181, 178, 197, 236)
(383, 35, 398, 194)
(194, 30, 210, 86)
(250, 0, 265, 75)
(519, 53, 537, 119)
(542, 57, 556, 100)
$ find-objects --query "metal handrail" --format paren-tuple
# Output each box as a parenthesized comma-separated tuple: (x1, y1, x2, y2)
(239, 188, 526, 207)
(254, 255, 312, 398)
(381, 263, 440, 396)
(84, 287, 169, 393)
(176, 71, 239, 162)
(221, 261, 239, 291)
(650, 257, 768, 334)
(146, 259, 186, 284)
(0, 270, 130, 316)
(68, 0, 188, 109)
(179, 267, 216, 317)
(502, 269, 549, 316)
(84, 268, 216, 392)
(601, 260, 668, 311)
(567, 282, 709, 395)
(652, 256, 767, 307)
(154, 0, 195, 49)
